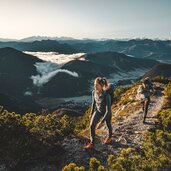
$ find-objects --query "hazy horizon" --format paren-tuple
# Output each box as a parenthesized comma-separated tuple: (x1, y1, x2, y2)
(0, 0, 171, 40)
(0, 35, 171, 41)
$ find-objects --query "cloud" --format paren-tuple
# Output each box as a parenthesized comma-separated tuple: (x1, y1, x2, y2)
(31, 62, 79, 87)
(23, 52, 83, 87)
(24, 51, 85, 66)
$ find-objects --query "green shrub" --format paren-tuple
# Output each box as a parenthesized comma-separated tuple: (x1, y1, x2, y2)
(62, 163, 85, 171)
(0, 108, 38, 170)
(114, 86, 130, 102)
(142, 129, 171, 170)
(0, 106, 74, 170)
(107, 148, 142, 171)
(62, 81, 171, 171)
(165, 83, 171, 102)
(60, 114, 75, 135)
(152, 76, 170, 84)
(89, 157, 101, 171)
(98, 165, 107, 171)
(74, 107, 91, 133)
(119, 98, 135, 106)
(158, 109, 171, 130)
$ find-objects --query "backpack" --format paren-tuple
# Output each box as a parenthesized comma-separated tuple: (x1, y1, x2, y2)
(137, 81, 154, 99)
(105, 83, 117, 104)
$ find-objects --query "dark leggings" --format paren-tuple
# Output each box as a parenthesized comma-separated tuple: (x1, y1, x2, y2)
(142, 97, 150, 122)
(90, 110, 112, 144)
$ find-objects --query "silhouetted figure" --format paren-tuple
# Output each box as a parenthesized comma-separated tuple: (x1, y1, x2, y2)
(137, 77, 154, 123)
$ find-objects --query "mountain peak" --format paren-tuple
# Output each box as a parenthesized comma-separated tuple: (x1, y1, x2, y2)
(19, 36, 75, 42)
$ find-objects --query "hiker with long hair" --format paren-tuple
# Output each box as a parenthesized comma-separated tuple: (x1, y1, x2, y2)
(85, 77, 113, 149)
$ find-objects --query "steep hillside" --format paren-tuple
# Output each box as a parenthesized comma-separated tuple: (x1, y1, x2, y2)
(0, 47, 42, 113)
(0, 93, 41, 114)
(63, 52, 159, 74)
(0, 79, 171, 170)
(0, 47, 42, 97)
(143, 64, 171, 78)
(59, 80, 171, 170)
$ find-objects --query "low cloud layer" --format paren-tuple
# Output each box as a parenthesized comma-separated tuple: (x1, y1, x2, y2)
(24, 51, 85, 66)
(31, 61, 79, 87)
(23, 52, 83, 88)
(23, 52, 85, 87)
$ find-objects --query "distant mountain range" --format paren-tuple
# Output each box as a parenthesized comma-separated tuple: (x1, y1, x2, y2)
(69, 39, 171, 60)
(0, 38, 171, 60)
(0, 46, 171, 114)
(20, 36, 76, 42)
(0, 36, 76, 42)
(0, 36, 130, 42)
(0, 40, 77, 54)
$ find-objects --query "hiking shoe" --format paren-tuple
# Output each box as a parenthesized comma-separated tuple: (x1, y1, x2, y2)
(84, 142, 94, 149)
(103, 137, 112, 144)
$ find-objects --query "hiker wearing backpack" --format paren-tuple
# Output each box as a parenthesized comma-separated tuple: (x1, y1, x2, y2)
(137, 77, 154, 123)
(84, 77, 114, 149)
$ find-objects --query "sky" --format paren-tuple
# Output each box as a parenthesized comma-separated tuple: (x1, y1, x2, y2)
(0, 0, 171, 40)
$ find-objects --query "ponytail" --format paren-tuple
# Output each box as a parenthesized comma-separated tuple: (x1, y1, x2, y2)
(95, 77, 108, 87)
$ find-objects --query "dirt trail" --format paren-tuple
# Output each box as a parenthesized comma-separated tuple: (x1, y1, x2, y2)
(59, 83, 165, 170)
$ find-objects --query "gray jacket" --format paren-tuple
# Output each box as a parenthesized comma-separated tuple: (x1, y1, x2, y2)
(90, 90, 112, 123)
